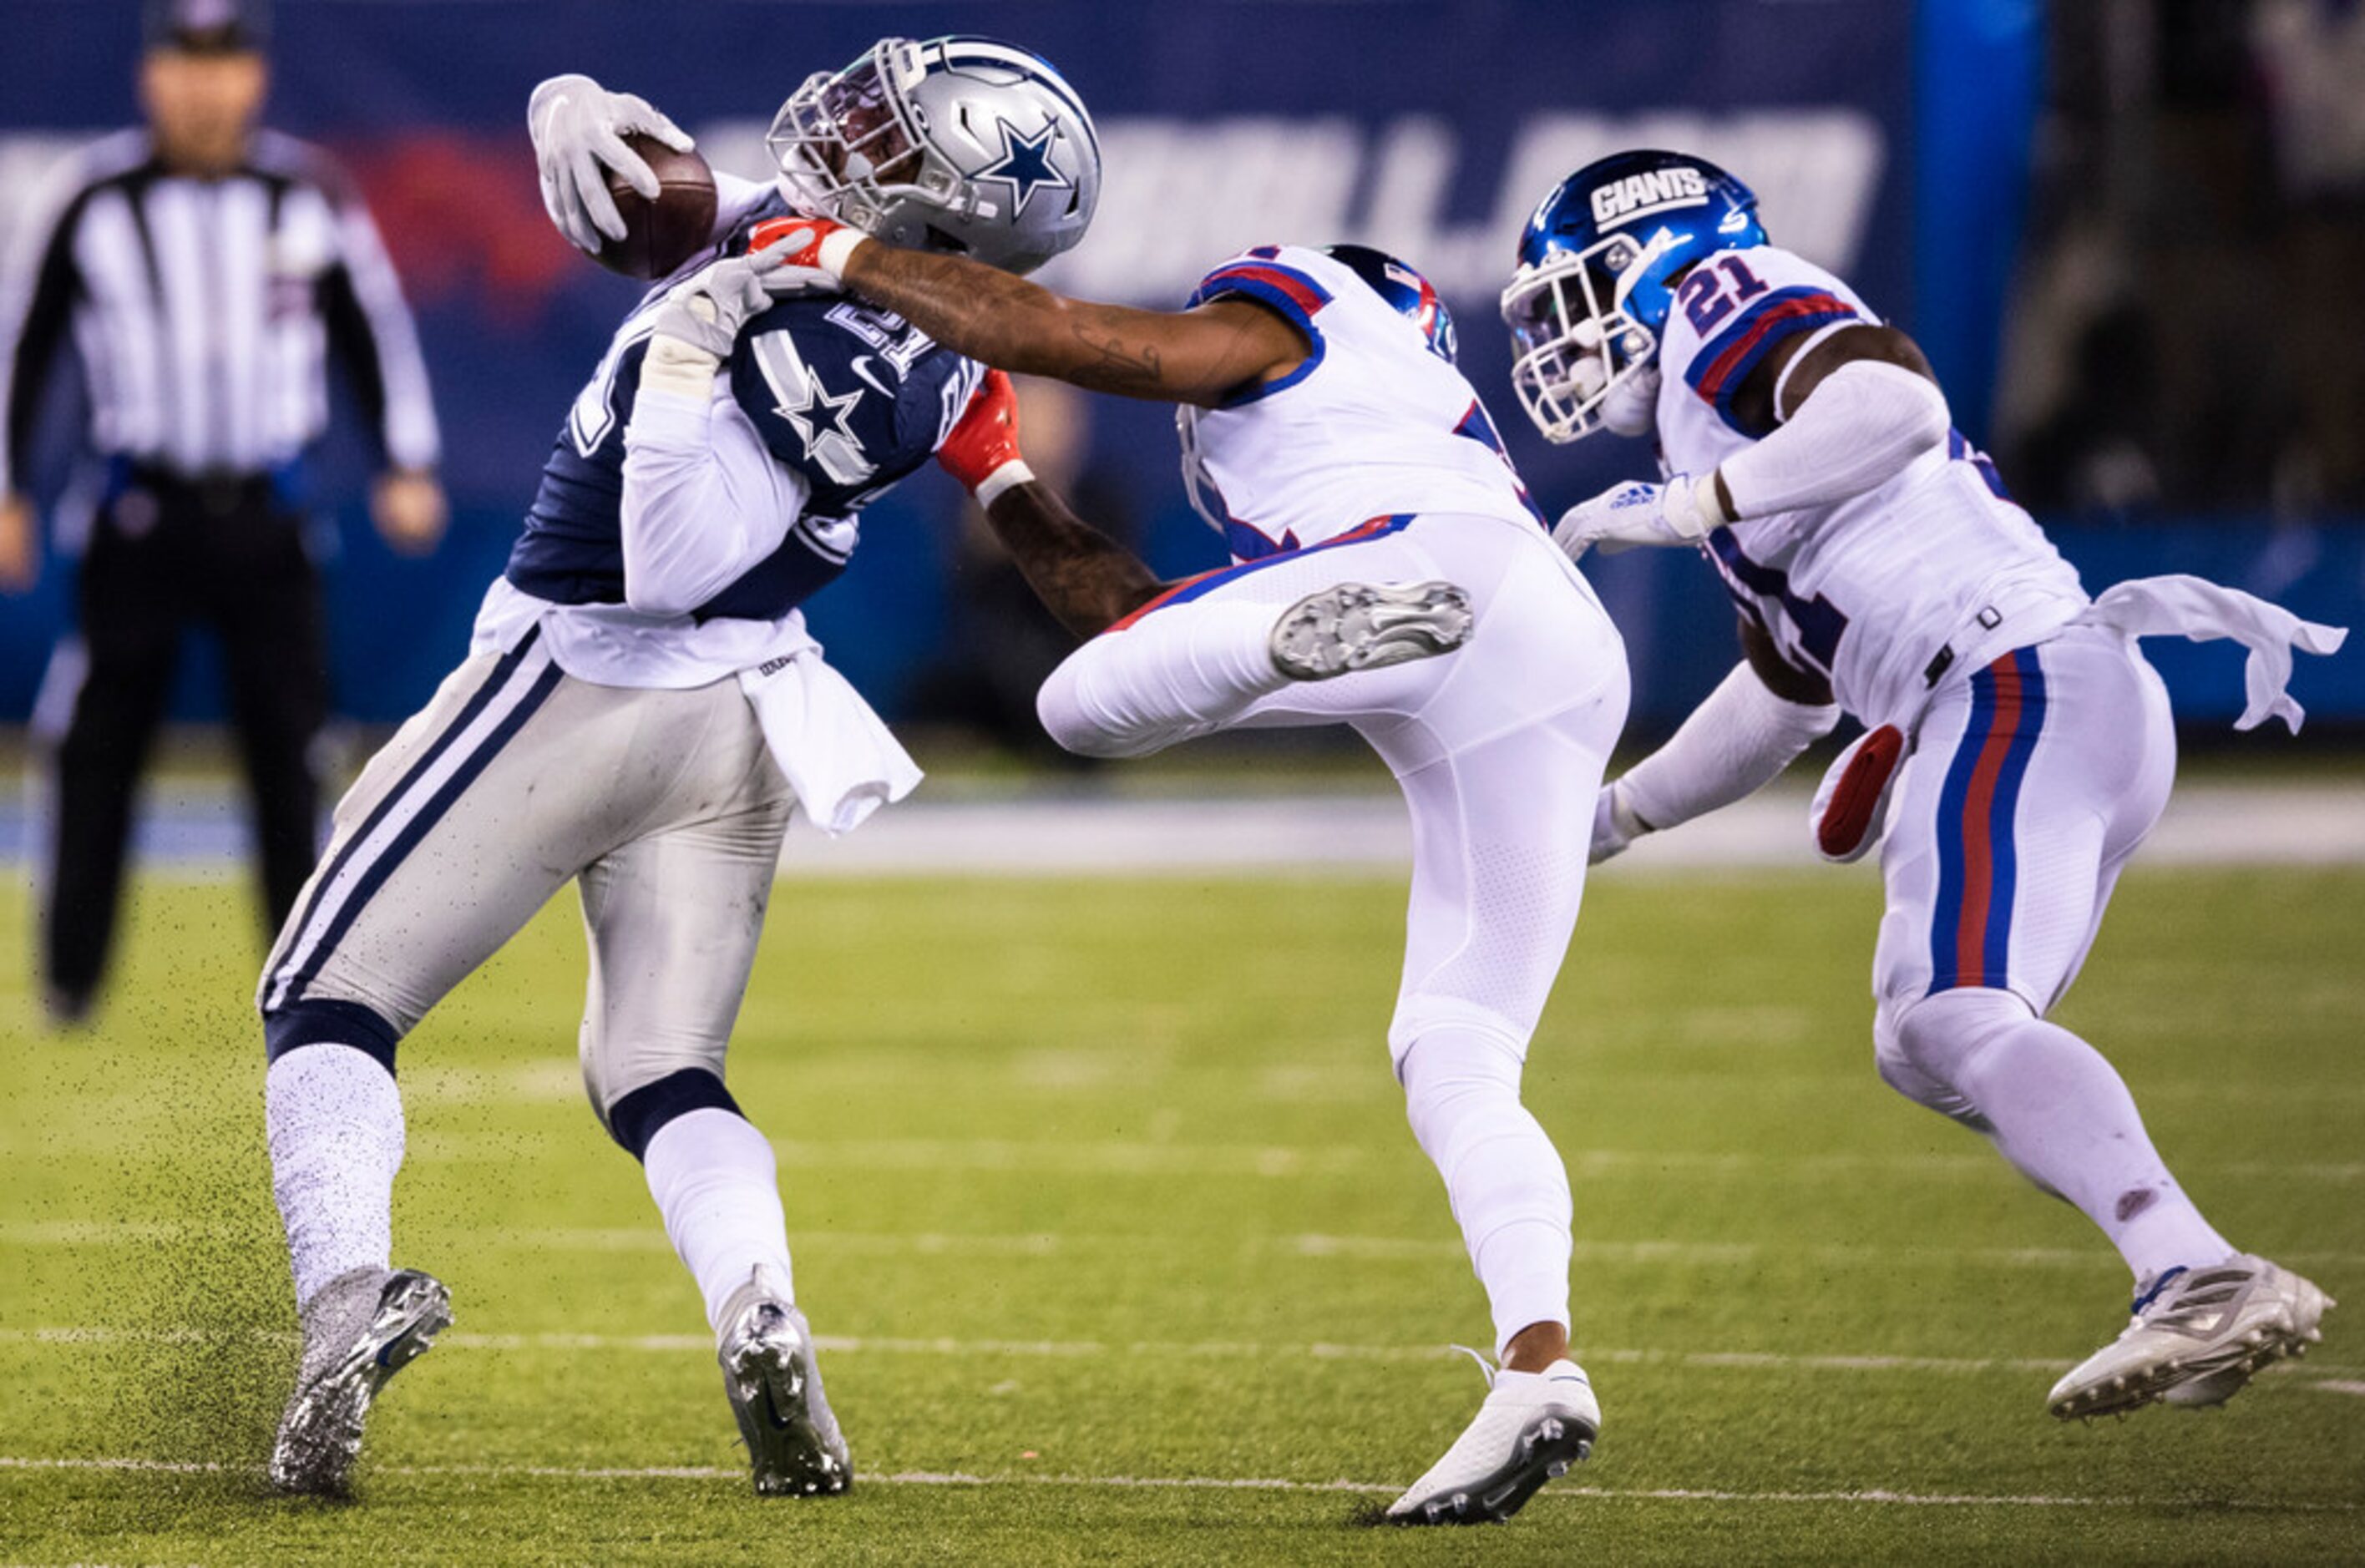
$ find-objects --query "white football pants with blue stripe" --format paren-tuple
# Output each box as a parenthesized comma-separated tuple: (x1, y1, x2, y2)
(257, 625, 793, 1144)
(1039, 512, 1631, 1355)
(1871, 623, 2234, 1281)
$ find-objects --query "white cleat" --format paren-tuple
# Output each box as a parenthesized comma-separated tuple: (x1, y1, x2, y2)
(1270, 580, 1473, 682)
(1385, 1357, 1598, 1525)
(268, 1266, 452, 1495)
(2048, 1254, 2334, 1419)
(716, 1267, 851, 1497)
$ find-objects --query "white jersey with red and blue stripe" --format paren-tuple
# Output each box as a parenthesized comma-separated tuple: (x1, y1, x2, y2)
(1652, 244, 2086, 730)
(1176, 245, 1544, 561)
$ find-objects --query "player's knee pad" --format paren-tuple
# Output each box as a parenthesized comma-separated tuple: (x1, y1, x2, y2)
(604, 1066, 745, 1161)
(1398, 1017, 1529, 1154)
(1876, 988, 2033, 1130)
(263, 996, 403, 1075)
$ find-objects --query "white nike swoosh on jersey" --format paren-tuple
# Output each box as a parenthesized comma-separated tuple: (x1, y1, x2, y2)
(849, 356, 894, 397)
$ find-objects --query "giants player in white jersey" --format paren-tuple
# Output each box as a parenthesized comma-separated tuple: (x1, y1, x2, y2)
(253, 39, 1098, 1496)
(753, 220, 1624, 1522)
(1502, 150, 2344, 1420)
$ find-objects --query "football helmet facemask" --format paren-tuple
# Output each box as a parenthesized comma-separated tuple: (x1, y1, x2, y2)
(768, 35, 1100, 276)
(1500, 149, 1765, 443)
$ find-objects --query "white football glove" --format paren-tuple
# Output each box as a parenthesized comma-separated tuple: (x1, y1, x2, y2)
(1588, 779, 1650, 864)
(529, 73, 696, 255)
(639, 245, 816, 400)
(1551, 473, 1727, 563)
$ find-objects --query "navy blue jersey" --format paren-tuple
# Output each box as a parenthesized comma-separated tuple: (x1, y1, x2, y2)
(507, 200, 981, 621)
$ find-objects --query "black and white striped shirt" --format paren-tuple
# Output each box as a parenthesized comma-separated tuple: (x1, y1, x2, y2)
(0, 127, 438, 494)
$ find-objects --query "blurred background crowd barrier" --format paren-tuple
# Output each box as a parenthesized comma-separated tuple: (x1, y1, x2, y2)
(3, 0, 2358, 746)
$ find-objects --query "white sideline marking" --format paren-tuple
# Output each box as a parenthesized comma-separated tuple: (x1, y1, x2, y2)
(2311, 1380, 2365, 1398)
(0, 1455, 2356, 1513)
(18, 780, 2365, 876)
(0, 1325, 2350, 1383)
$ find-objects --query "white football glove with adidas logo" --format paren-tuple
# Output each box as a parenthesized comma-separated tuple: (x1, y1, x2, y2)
(1551, 472, 1725, 563)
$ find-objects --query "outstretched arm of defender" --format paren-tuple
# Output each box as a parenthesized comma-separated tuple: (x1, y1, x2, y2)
(936, 369, 1164, 638)
(1552, 324, 1954, 559)
(764, 220, 1307, 406)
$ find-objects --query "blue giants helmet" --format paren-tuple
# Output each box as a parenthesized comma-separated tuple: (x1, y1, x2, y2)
(1499, 150, 1766, 443)
(1322, 243, 1457, 364)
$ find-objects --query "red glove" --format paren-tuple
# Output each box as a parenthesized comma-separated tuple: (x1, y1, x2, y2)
(938, 369, 1033, 503)
(745, 214, 868, 279)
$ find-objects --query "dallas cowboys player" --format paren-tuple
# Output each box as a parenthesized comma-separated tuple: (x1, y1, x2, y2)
(254, 37, 1098, 1495)
(740, 212, 1625, 1520)
(1502, 150, 2343, 1421)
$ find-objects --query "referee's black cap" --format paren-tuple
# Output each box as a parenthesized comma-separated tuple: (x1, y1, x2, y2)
(144, 0, 270, 54)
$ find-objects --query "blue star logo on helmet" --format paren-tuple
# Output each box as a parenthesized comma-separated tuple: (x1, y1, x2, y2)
(976, 118, 1072, 218)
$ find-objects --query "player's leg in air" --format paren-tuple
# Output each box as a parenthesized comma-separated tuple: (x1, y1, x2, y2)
(1029, 510, 1628, 1524)
(1871, 628, 2332, 1419)
(254, 649, 846, 1496)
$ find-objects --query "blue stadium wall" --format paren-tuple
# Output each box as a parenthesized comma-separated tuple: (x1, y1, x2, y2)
(0, 0, 2353, 735)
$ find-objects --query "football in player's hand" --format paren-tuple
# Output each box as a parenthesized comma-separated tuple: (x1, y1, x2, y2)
(591, 134, 717, 281)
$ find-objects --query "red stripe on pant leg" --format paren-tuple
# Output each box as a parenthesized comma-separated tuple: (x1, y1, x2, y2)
(1952, 660, 2023, 987)
(1104, 568, 1228, 633)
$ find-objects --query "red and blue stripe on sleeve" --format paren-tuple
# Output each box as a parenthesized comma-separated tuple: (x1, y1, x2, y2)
(1684, 286, 1862, 434)
(1187, 247, 1332, 404)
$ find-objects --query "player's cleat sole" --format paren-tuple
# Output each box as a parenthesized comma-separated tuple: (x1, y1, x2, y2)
(1386, 1358, 1598, 1526)
(1269, 581, 1473, 682)
(717, 1270, 851, 1498)
(268, 1266, 451, 1495)
(2048, 1255, 2333, 1420)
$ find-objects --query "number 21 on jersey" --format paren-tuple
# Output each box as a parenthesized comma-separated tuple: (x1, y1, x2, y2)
(1676, 255, 1770, 336)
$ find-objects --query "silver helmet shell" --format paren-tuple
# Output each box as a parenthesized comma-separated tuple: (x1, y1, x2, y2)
(768, 35, 1100, 276)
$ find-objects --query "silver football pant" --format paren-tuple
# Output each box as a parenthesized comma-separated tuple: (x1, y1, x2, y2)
(256, 629, 792, 1130)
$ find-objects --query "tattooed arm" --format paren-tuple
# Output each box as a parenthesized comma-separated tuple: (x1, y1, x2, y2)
(838, 242, 1307, 407)
(982, 480, 1167, 640)
(934, 368, 1167, 639)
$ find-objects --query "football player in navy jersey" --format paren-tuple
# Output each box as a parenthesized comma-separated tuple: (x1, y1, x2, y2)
(1502, 150, 2341, 1424)
(252, 38, 1097, 1498)
(739, 209, 1628, 1520)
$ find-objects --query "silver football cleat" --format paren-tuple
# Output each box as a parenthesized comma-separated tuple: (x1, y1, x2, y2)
(2048, 1254, 2333, 1419)
(716, 1267, 851, 1497)
(268, 1266, 452, 1495)
(1386, 1357, 1598, 1525)
(1269, 580, 1474, 682)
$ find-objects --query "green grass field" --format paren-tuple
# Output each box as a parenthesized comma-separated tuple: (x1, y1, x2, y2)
(1, 864, 2359, 1565)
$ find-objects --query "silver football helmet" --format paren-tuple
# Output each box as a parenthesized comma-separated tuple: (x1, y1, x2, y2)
(767, 35, 1100, 276)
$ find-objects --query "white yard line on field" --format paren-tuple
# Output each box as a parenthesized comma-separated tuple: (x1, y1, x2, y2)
(0, 1454, 2356, 1513)
(10, 1222, 2363, 1275)
(0, 1324, 2350, 1383)
(372, 1134, 2365, 1184)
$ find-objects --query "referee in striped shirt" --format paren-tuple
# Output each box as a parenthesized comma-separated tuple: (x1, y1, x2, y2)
(0, 0, 444, 1026)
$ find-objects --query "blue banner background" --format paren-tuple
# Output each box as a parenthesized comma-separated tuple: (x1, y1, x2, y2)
(3, 1, 2348, 736)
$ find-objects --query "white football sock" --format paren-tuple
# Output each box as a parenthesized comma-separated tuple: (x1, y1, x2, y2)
(266, 1045, 406, 1312)
(1891, 989, 2234, 1282)
(1036, 601, 1284, 758)
(643, 1108, 798, 1336)
(1400, 1024, 1573, 1358)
